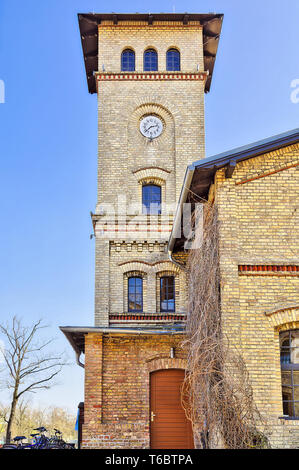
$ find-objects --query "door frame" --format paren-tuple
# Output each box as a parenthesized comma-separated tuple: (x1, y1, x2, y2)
(149, 366, 193, 449)
(145, 357, 189, 448)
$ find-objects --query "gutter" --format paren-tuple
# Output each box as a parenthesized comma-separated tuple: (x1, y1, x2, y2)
(61, 326, 184, 369)
(60, 326, 184, 335)
(168, 165, 195, 266)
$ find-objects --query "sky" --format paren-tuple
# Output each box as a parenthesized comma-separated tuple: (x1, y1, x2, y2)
(0, 0, 298, 416)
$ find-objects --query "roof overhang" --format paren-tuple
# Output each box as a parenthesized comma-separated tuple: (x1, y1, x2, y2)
(168, 128, 299, 258)
(78, 12, 223, 93)
(60, 325, 185, 355)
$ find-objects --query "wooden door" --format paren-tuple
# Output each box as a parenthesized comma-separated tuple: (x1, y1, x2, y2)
(150, 369, 194, 449)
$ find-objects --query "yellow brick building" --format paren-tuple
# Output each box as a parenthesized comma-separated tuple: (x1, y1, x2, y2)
(61, 12, 223, 449)
(169, 130, 299, 448)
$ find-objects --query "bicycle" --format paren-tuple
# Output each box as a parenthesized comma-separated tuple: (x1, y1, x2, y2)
(2, 435, 32, 449)
(2, 426, 75, 450)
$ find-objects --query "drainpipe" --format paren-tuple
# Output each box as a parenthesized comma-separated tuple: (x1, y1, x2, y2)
(168, 165, 195, 268)
(76, 351, 85, 369)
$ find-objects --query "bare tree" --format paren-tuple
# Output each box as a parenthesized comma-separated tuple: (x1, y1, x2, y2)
(0, 316, 67, 443)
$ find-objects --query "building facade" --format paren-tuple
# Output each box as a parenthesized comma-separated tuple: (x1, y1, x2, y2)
(169, 129, 299, 448)
(61, 13, 223, 449)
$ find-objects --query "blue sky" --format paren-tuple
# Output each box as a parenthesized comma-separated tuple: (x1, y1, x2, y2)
(0, 0, 298, 415)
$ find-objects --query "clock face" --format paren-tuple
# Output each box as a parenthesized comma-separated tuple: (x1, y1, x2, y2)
(140, 115, 163, 139)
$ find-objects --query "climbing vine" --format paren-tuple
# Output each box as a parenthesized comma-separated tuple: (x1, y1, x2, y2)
(182, 202, 269, 448)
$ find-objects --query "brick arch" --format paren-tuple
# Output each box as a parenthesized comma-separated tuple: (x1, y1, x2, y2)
(146, 357, 187, 373)
(121, 45, 136, 54)
(265, 305, 299, 331)
(133, 167, 170, 183)
(118, 260, 180, 275)
(123, 269, 148, 279)
(144, 45, 158, 52)
(119, 261, 151, 275)
(130, 102, 173, 124)
(129, 97, 179, 121)
(153, 261, 180, 274)
(167, 45, 181, 53)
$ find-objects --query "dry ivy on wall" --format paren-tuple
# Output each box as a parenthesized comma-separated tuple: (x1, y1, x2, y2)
(182, 202, 269, 449)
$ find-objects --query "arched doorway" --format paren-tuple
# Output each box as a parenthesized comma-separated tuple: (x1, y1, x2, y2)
(150, 369, 194, 449)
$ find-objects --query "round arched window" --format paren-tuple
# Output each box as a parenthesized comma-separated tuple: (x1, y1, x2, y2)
(144, 49, 158, 71)
(121, 49, 135, 71)
(166, 48, 180, 71)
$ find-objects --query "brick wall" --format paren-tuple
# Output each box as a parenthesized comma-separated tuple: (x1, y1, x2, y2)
(82, 332, 187, 448)
(97, 21, 204, 73)
(93, 20, 205, 327)
(215, 143, 299, 447)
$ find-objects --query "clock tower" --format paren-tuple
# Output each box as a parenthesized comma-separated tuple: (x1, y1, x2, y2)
(61, 12, 223, 449)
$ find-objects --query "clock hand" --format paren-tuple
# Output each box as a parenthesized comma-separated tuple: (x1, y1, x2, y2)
(145, 124, 159, 132)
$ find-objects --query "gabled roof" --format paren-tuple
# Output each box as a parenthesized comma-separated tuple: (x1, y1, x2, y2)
(78, 12, 223, 93)
(168, 128, 299, 257)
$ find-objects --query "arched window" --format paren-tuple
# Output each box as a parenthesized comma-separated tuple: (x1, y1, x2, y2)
(121, 49, 135, 71)
(166, 48, 180, 71)
(142, 184, 161, 214)
(280, 330, 299, 418)
(128, 276, 143, 312)
(160, 276, 175, 312)
(144, 49, 158, 71)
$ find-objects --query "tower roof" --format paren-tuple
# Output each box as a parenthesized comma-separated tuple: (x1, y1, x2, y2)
(78, 12, 223, 94)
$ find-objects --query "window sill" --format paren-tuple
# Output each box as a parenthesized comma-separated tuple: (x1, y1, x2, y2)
(279, 416, 299, 421)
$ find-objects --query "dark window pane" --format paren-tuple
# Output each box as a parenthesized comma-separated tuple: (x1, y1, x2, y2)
(167, 283, 174, 298)
(282, 397, 293, 416)
(142, 184, 161, 214)
(166, 49, 180, 71)
(144, 49, 158, 71)
(121, 49, 135, 71)
(282, 370, 292, 387)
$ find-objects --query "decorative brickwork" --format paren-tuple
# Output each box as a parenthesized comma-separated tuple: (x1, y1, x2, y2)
(109, 313, 186, 322)
(96, 72, 206, 82)
(239, 265, 299, 275)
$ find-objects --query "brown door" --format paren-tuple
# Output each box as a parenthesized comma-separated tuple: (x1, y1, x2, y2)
(150, 369, 194, 449)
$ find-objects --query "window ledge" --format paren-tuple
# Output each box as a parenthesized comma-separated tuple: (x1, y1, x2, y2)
(279, 416, 299, 421)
